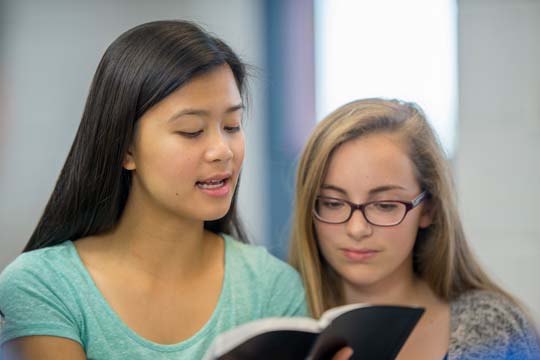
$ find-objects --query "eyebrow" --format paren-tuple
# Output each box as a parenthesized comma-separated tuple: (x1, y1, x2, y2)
(320, 184, 407, 197)
(168, 104, 244, 123)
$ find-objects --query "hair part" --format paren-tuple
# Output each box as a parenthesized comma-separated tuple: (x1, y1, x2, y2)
(25, 20, 248, 252)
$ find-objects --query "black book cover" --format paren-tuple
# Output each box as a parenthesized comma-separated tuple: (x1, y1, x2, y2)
(204, 304, 425, 360)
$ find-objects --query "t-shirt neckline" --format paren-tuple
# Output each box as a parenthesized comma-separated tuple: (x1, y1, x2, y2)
(65, 234, 231, 352)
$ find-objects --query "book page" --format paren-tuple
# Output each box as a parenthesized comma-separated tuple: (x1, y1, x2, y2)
(203, 317, 320, 360)
(318, 303, 370, 328)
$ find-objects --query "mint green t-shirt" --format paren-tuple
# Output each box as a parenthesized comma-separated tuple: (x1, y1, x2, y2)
(0, 235, 307, 359)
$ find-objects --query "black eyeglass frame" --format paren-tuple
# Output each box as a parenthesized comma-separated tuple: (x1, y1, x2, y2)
(313, 190, 429, 227)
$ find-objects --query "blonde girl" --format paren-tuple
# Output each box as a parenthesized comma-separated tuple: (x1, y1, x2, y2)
(290, 98, 540, 359)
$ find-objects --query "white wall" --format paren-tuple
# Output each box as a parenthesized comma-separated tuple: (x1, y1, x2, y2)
(0, 0, 267, 269)
(457, 0, 540, 322)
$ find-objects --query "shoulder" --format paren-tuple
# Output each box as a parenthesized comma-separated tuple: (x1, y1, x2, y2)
(222, 234, 307, 317)
(0, 242, 75, 288)
(451, 290, 528, 329)
(223, 234, 299, 279)
(450, 289, 540, 359)
(0, 242, 84, 345)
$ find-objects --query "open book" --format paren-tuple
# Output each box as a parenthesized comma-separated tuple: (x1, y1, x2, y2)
(203, 304, 424, 360)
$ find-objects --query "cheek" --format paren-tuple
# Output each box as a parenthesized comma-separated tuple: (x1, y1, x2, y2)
(399, 210, 424, 238)
(314, 222, 338, 258)
(139, 139, 198, 184)
(383, 220, 419, 255)
(232, 135, 245, 166)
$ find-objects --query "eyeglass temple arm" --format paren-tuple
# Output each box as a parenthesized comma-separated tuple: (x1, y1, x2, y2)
(411, 191, 428, 207)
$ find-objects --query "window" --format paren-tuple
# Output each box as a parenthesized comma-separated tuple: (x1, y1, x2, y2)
(315, 0, 458, 155)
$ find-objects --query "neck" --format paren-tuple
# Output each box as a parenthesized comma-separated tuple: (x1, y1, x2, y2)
(96, 188, 221, 283)
(343, 259, 433, 307)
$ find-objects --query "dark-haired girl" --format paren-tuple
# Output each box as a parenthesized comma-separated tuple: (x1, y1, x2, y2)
(0, 20, 306, 359)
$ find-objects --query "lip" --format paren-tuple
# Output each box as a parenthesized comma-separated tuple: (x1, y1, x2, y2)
(196, 172, 234, 197)
(197, 172, 233, 183)
(341, 248, 380, 261)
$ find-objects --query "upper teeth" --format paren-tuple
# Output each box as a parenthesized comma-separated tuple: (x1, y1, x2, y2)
(198, 179, 225, 188)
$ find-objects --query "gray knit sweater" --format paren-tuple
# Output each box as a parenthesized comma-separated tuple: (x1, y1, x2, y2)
(447, 290, 540, 359)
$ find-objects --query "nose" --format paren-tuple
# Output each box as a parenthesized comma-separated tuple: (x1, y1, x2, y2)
(205, 130, 234, 163)
(345, 208, 373, 241)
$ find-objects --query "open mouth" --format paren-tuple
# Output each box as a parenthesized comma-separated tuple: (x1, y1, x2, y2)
(195, 174, 233, 197)
(196, 178, 228, 189)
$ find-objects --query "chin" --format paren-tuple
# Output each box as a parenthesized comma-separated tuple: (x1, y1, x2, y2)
(202, 207, 231, 222)
(204, 214, 228, 222)
(338, 267, 383, 289)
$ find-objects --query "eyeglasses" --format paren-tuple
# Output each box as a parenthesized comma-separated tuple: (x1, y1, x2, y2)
(313, 191, 429, 226)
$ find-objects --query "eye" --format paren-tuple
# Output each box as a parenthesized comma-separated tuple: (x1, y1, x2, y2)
(372, 201, 400, 212)
(224, 125, 241, 133)
(320, 198, 345, 210)
(176, 130, 203, 138)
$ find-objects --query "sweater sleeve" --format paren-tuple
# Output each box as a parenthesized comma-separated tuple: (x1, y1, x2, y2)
(449, 290, 540, 360)
(0, 252, 82, 346)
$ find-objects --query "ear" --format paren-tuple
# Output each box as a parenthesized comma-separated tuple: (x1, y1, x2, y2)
(418, 200, 435, 229)
(122, 146, 136, 171)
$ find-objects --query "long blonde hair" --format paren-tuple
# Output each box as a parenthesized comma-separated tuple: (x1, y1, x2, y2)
(289, 98, 514, 318)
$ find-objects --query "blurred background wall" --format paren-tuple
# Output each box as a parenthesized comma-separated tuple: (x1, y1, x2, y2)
(456, 0, 540, 322)
(0, 0, 269, 261)
(0, 0, 538, 322)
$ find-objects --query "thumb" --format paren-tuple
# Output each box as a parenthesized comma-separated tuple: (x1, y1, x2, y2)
(332, 346, 353, 360)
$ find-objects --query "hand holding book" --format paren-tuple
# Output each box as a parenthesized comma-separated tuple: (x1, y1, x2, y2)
(331, 346, 354, 360)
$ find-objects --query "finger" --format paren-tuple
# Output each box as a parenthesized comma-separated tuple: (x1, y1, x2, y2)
(332, 346, 354, 360)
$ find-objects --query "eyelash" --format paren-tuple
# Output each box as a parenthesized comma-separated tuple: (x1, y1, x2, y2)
(224, 126, 241, 133)
(176, 126, 241, 139)
(177, 130, 203, 138)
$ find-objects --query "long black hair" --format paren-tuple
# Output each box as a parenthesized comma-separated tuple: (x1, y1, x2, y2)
(24, 20, 248, 252)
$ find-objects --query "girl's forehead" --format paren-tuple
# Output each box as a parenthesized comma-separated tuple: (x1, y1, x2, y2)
(323, 134, 419, 193)
(138, 65, 242, 125)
